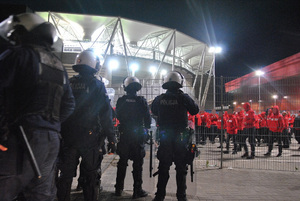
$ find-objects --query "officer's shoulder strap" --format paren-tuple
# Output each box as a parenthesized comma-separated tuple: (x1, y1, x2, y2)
(32, 46, 64, 72)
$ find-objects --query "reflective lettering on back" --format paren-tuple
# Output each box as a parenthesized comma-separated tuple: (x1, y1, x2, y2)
(126, 99, 136, 103)
(71, 83, 86, 90)
(160, 99, 178, 105)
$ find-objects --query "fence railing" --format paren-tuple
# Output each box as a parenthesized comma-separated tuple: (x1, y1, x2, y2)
(114, 75, 300, 171)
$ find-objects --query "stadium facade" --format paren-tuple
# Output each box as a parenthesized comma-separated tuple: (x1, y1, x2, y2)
(37, 12, 217, 108)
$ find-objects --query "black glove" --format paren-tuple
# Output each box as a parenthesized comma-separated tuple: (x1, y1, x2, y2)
(107, 142, 116, 154)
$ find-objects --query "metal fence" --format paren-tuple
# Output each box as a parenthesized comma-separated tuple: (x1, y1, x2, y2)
(113, 75, 300, 172)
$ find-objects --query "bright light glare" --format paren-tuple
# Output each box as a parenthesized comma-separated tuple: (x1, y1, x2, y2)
(233, 102, 237, 105)
(160, 69, 167, 76)
(149, 66, 157, 75)
(102, 77, 109, 86)
(249, 100, 252, 102)
(255, 70, 265, 76)
(209, 46, 222, 54)
(283, 96, 288, 99)
(130, 63, 139, 72)
(108, 59, 119, 70)
(272, 95, 278, 99)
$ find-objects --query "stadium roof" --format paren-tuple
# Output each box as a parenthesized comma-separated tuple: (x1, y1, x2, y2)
(37, 11, 215, 77)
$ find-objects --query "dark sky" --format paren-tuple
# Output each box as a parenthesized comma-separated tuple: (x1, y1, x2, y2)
(2, 0, 300, 76)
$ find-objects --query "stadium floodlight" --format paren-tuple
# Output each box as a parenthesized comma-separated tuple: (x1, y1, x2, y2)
(272, 95, 278, 105)
(209, 46, 222, 54)
(149, 66, 157, 76)
(108, 59, 119, 70)
(130, 63, 139, 76)
(160, 69, 167, 76)
(255, 70, 264, 113)
(255, 70, 265, 76)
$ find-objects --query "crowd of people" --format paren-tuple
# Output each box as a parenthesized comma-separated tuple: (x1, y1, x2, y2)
(188, 103, 300, 159)
(1, 12, 299, 201)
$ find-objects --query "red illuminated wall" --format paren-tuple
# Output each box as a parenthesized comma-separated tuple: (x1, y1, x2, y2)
(225, 52, 300, 92)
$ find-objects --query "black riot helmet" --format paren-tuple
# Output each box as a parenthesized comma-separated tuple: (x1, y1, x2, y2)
(0, 13, 57, 45)
(162, 71, 184, 89)
(73, 50, 101, 74)
(123, 76, 142, 92)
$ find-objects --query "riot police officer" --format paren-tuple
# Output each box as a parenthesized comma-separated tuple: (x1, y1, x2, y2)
(151, 71, 199, 201)
(56, 50, 116, 201)
(114, 76, 151, 199)
(0, 13, 75, 201)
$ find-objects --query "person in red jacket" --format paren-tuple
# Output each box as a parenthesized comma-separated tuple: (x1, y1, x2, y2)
(264, 106, 284, 157)
(259, 112, 268, 143)
(254, 114, 261, 146)
(216, 111, 226, 148)
(199, 109, 211, 145)
(194, 113, 202, 144)
(208, 109, 219, 144)
(224, 108, 238, 154)
(235, 107, 244, 152)
(282, 111, 290, 148)
(188, 111, 196, 130)
(241, 102, 256, 159)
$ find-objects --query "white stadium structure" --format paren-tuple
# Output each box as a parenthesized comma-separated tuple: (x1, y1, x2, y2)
(37, 11, 217, 108)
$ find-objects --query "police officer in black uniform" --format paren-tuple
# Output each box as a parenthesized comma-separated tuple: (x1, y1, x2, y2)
(56, 50, 116, 201)
(114, 76, 151, 199)
(151, 71, 199, 201)
(0, 13, 75, 201)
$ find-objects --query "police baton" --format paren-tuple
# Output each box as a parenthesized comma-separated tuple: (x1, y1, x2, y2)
(149, 130, 153, 177)
(19, 126, 42, 179)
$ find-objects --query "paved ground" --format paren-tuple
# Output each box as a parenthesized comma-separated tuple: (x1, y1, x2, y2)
(70, 141, 300, 201)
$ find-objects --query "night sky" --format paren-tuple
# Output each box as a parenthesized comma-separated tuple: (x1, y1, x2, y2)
(1, 0, 300, 77)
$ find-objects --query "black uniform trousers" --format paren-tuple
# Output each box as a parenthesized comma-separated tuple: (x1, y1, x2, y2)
(267, 131, 283, 154)
(0, 128, 60, 201)
(115, 132, 146, 191)
(57, 127, 101, 201)
(155, 129, 188, 200)
(241, 127, 256, 156)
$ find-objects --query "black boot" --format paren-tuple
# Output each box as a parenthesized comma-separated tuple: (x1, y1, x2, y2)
(277, 145, 282, 157)
(115, 165, 127, 196)
(264, 145, 272, 156)
(241, 152, 249, 158)
(132, 170, 148, 199)
(56, 177, 73, 201)
(153, 196, 164, 201)
(82, 173, 99, 201)
(154, 169, 169, 201)
(176, 170, 187, 201)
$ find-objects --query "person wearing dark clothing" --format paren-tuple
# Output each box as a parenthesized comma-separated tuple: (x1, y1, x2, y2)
(293, 111, 300, 149)
(114, 76, 151, 199)
(0, 13, 75, 201)
(151, 71, 199, 201)
(57, 50, 116, 201)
